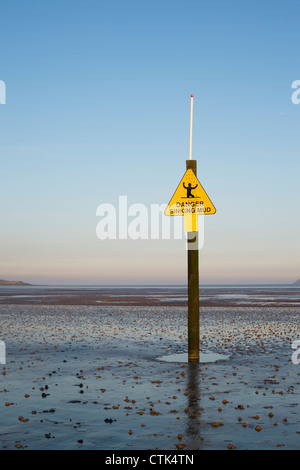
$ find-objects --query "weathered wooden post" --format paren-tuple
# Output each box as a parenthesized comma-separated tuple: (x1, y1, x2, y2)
(186, 159, 199, 362)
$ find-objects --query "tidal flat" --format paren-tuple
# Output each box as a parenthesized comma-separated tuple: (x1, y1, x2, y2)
(1, 287, 300, 450)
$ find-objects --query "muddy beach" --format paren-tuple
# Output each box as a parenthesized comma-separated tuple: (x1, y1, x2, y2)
(1, 285, 300, 307)
(1, 286, 300, 450)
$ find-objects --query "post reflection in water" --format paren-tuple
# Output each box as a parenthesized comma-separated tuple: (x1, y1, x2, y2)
(184, 362, 204, 449)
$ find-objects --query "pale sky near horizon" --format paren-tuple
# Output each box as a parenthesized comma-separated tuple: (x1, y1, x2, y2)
(1, 0, 299, 285)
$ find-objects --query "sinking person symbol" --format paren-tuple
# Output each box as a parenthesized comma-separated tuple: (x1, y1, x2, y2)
(183, 182, 198, 198)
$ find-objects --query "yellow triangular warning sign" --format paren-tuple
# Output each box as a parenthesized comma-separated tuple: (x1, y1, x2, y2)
(165, 169, 216, 216)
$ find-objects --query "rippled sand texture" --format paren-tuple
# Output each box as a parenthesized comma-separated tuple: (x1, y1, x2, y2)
(1, 304, 300, 450)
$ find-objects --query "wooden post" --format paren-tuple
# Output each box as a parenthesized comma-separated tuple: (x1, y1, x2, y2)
(186, 159, 199, 362)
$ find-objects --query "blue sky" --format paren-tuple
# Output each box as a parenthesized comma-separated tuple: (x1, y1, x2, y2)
(1, 0, 299, 284)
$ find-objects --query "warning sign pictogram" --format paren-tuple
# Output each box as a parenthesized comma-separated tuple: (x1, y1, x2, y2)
(164, 169, 216, 217)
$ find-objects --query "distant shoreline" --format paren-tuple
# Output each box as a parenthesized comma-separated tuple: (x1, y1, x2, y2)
(0, 280, 298, 287)
(0, 279, 32, 286)
(0, 283, 297, 287)
(0, 284, 299, 308)
(0, 279, 300, 289)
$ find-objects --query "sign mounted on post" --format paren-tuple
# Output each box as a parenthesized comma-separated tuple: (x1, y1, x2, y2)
(164, 94, 217, 362)
(164, 168, 216, 229)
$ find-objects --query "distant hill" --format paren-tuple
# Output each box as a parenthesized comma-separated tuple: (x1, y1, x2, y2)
(293, 279, 300, 285)
(0, 279, 32, 286)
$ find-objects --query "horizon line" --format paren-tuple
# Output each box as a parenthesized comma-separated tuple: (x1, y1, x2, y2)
(2, 282, 298, 287)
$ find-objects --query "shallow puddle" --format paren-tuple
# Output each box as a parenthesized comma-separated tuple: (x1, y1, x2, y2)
(157, 351, 230, 363)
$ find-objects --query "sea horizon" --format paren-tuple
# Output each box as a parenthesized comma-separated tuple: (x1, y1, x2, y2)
(1, 283, 297, 288)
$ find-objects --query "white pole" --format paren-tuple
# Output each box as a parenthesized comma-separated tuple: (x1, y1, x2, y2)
(189, 94, 194, 160)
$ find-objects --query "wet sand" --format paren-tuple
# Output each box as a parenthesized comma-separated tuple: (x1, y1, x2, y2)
(1, 286, 300, 450)
(1, 285, 300, 307)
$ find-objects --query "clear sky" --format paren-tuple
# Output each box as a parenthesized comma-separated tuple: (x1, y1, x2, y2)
(0, 0, 299, 285)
